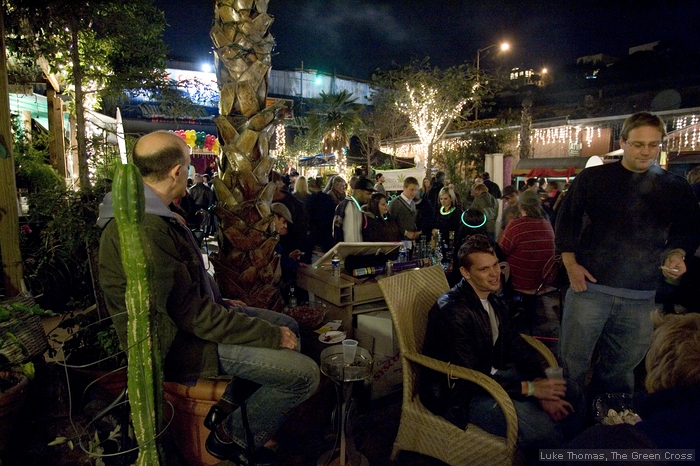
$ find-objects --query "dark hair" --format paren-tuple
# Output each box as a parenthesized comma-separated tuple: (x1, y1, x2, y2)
(133, 133, 187, 181)
(270, 170, 283, 183)
(435, 171, 446, 182)
(481, 172, 490, 180)
(458, 234, 495, 269)
(547, 180, 559, 190)
(526, 178, 537, 187)
(375, 173, 383, 181)
(620, 112, 667, 141)
(366, 192, 388, 217)
(404, 176, 419, 188)
(461, 208, 488, 234)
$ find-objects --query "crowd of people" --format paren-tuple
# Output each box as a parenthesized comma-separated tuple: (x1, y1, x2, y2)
(96, 110, 700, 462)
(268, 165, 578, 298)
(419, 111, 700, 458)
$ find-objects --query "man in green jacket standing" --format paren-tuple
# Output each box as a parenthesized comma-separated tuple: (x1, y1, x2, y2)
(98, 131, 319, 465)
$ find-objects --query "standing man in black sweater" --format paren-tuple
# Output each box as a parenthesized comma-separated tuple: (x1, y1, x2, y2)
(555, 112, 700, 399)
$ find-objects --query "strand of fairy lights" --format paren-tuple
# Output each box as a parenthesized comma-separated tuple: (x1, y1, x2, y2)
(668, 115, 700, 152)
(382, 114, 700, 164)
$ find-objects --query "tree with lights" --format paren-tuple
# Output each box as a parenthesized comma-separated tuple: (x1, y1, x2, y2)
(280, 117, 321, 172)
(3, 0, 170, 187)
(374, 59, 478, 178)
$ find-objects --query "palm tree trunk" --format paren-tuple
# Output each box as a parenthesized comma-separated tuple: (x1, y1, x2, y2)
(210, 0, 283, 311)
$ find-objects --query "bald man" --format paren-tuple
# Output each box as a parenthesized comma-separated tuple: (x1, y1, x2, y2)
(97, 131, 319, 465)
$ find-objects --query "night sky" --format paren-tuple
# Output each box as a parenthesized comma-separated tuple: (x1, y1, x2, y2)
(154, 0, 700, 80)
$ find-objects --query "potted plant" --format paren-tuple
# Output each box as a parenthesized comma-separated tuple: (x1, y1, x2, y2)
(0, 298, 51, 365)
(0, 367, 30, 455)
(0, 298, 51, 455)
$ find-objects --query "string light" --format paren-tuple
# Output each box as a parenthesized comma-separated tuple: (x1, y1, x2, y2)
(379, 112, 700, 164)
(270, 123, 286, 158)
(395, 82, 467, 167)
(668, 114, 700, 152)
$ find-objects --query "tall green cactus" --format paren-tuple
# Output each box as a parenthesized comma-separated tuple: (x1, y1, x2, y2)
(112, 164, 163, 465)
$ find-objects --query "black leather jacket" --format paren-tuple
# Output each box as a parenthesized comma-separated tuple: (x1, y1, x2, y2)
(420, 279, 547, 428)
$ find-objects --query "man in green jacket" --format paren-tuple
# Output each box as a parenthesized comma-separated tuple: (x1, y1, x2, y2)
(98, 131, 319, 465)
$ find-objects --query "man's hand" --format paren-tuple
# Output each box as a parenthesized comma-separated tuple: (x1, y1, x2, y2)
(562, 252, 596, 292)
(406, 230, 420, 240)
(662, 250, 686, 281)
(539, 398, 574, 422)
(223, 298, 247, 307)
(279, 326, 298, 350)
(289, 249, 303, 261)
(531, 378, 567, 401)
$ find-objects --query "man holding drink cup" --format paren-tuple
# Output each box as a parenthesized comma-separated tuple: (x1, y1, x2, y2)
(420, 236, 584, 448)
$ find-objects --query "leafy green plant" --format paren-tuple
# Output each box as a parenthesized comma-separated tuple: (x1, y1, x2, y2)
(21, 183, 109, 312)
(11, 122, 63, 194)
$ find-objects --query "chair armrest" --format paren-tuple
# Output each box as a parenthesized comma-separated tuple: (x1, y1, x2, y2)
(520, 334, 558, 368)
(403, 352, 517, 447)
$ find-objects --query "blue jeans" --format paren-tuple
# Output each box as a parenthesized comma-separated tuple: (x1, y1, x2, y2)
(559, 288, 655, 395)
(217, 307, 320, 449)
(467, 377, 585, 449)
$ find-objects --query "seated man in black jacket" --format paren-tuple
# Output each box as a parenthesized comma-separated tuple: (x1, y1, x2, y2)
(420, 235, 584, 449)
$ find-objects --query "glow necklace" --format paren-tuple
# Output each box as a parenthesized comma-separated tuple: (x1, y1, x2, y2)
(440, 206, 456, 216)
(461, 211, 487, 228)
(348, 195, 362, 211)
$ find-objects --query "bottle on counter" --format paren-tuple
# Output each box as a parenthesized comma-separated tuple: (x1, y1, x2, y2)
(418, 234, 427, 260)
(398, 243, 407, 262)
(446, 231, 455, 272)
(331, 250, 341, 278)
(288, 284, 297, 307)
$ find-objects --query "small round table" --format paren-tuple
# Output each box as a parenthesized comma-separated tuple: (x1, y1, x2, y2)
(318, 345, 372, 466)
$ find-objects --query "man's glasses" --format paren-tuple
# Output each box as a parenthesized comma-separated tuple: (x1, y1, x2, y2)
(626, 141, 663, 150)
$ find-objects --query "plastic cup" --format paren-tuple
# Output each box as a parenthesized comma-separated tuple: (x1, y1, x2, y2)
(545, 367, 563, 379)
(342, 339, 358, 364)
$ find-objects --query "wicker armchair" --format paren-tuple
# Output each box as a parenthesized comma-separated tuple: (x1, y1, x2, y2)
(378, 265, 557, 466)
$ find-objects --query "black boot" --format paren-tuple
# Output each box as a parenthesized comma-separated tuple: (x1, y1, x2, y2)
(205, 425, 277, 466)
(204, 405, 231, 430)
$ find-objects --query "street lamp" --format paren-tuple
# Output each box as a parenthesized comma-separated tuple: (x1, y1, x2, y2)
(474, 42, 510, 120)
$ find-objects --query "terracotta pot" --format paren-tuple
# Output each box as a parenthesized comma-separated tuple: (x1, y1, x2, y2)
(163, 378, 229, 466)
(0, 372, 29, 454)
(69, 366, 128, 398)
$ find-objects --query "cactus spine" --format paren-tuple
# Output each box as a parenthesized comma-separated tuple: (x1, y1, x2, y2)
(112, 164, 163, 465)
